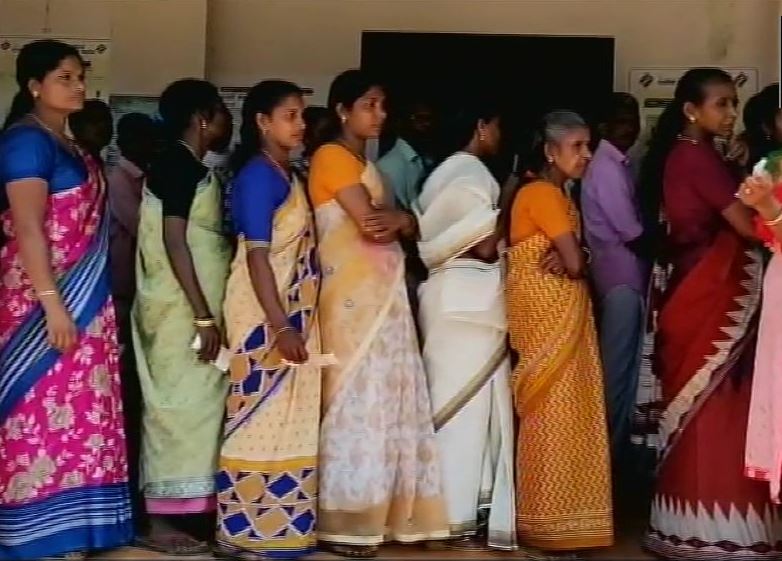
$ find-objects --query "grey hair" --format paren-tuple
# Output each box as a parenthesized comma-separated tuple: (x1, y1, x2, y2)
(526, 110, 588, 173)
(541, 110, 588, 143)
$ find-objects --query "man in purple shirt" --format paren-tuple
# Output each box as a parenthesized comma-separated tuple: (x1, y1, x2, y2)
(581, 93, 646, 463)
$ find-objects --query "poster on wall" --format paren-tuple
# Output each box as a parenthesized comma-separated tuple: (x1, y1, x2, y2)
(628, 67, 759, 134)
(0, 36, 111, 122)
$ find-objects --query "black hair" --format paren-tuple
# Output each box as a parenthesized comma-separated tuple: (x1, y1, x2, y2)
(157, 78, 221, 140)
(116, 112, 157, 154)
(69, 98, 112, 139)
(638, 68, 734, 236)
(302, 105, 331, 157)
(230, 80, 303, 172)
(2, 39, 83, 130)
(743, 83, 780, 170)
(595, 92, 639, 126)
(314, 69, 383, 150)
(440, 92, 501, 157)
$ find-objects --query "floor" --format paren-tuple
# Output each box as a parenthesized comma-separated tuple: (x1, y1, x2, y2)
(90, 506, 654, 560)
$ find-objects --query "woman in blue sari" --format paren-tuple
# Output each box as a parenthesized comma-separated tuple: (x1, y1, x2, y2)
(0, 40, 132, 559)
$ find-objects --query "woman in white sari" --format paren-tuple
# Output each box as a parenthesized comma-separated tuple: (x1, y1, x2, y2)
(416, 100, 517, 551)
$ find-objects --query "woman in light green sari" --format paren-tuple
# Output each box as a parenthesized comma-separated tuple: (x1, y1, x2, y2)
(132, 79, 232, 555)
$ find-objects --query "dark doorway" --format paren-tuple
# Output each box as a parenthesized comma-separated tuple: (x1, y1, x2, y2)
(361, 31, 615, 172)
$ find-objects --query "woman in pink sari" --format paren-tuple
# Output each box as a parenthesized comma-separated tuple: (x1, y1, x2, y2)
(0, 40, 132, 559)
(742, 156, 782, 504)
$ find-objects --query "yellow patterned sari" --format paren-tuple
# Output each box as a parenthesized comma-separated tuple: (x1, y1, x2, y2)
(506, 181, 613, 551)
(216, 175, 321, 558)
(309, 143, 448, 547)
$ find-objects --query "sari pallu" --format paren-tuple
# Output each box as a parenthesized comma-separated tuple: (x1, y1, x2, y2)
(133, 171, 231, 513)
(216, 176, 321, 559)
(0, 151, 132, 559)
(645, 229, 782, 560)
(416, 153, 516, 550)
(313, 153, 448, 546)
(506, 204, 613, 551)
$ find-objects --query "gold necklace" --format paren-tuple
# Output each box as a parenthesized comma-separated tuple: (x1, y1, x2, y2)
(262, 150, 291, 181)
(30, 113, 77, 153)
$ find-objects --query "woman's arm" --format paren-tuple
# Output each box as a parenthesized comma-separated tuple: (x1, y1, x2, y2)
(162, 217, 221, 362)
(7, 180, 78, 351)
(335, 184, 397, 243)
(550, 232, 587, 278)
(246, 247, 307, 363)
(721, 201, 758, 240)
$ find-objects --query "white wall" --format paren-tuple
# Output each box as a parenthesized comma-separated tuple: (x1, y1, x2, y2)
(206, 0, 779, 104)
(0, 0, 208, 95)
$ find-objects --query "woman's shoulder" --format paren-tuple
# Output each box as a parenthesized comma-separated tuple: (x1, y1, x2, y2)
(311, 142, 359, 166)
(517, 180, 562, 200)
(0, 124, 55, 153)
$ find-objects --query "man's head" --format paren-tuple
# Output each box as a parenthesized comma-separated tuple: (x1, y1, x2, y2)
(70, 98, 113, 156)
(597, 92, 640, 154)
(116, 112, 159, 171)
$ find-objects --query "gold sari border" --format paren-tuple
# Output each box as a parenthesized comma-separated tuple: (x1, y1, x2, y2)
(219, 455, 317, 472)
(433, 342, 507, 431)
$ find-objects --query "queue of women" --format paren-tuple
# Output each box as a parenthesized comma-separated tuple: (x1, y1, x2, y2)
(1, 38, 782, 561)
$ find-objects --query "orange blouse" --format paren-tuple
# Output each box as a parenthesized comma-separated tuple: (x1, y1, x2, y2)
(308, 143, 365, 207)
(509, 180, 573, 246)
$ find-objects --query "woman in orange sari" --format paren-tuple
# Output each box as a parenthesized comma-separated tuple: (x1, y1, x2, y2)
(505, 111, 613, 552)
(641, 68, 780, 560)
(308, 70, 448, 558)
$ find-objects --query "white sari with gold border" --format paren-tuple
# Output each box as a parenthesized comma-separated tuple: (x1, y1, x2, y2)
(416, 153, 517, 550)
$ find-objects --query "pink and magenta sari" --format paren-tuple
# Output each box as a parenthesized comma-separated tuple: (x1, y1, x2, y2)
(0, 134, 133, 559)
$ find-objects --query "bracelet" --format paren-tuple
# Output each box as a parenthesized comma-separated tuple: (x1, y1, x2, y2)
(764, 207, 782, 227)
(37, 289, 58, 298)
(274, 326, 296, 337)
(193, 317, 216, 328)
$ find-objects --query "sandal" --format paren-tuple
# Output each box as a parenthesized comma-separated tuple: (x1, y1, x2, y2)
(322, 543, 379, 558)
(135, 534, 211, 556)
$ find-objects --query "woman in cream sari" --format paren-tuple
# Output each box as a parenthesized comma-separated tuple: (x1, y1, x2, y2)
(215, 81, 321, 559)
(505, 111, 613, 552)
(416, 100, 516, 551)
(309, 70, 448, 558)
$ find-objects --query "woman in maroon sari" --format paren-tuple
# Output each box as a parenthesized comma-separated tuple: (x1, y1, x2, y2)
(641, 68, 782, 559)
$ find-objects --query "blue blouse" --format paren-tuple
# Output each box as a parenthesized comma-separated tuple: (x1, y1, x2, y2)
(0, 125, 86, 209)
(231, 157, 290, 244)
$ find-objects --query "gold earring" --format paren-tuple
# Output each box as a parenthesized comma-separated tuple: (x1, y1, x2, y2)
(340, 115, 347, 124)
(32, 91, 39, 99)
(688, 116, 696, 123)
(479, 133, 486, 142)
(200, 121, 207, 130)
(547, 157, 554, 164)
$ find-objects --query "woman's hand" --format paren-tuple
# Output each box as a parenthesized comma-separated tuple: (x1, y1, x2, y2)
(361, 209, 408, 243)
(275, 329, 309, 364)
(45, 301, 78, 352)
(195, 324, 221, 363)
(540, 247, 565, 276)
(738, 175, 782, 219)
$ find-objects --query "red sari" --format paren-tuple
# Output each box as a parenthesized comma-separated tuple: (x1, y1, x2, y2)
(644, 138, 781, 560)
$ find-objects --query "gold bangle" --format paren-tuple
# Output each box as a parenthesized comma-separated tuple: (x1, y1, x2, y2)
(37, 290, 58, 298)
(764, 208, 782, 227)
(274, 326, 296, 337)
(193, 317, 216, 328)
